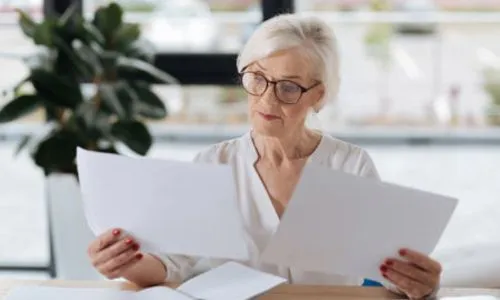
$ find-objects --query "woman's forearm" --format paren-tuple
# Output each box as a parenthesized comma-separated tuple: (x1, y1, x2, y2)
(122, 253, 167, 287)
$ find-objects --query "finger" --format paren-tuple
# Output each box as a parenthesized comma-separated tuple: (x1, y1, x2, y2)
(88, 228, 122, 255)
(92, 236, 139, 267)
(103, 252, 143, 279)
(383, 267, 433, 300)
(399, 248, 442, 274)
(384, 259, 436, 287)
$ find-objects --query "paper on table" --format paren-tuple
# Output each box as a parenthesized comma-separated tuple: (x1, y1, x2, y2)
(5, 263, 286, 300)
(136, 286, 194, 300)
(76, 148, 249, 260)
(178, 262, 287, 300)
(260, 165, 458, 283)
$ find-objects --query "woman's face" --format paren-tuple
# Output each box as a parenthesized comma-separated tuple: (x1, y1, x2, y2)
(243, 48, 324, 138)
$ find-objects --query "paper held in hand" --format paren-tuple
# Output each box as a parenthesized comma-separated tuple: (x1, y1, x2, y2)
(76, 147, 250, 260)
(259, 165, 458, 283)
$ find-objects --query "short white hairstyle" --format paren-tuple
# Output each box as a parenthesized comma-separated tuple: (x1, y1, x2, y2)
(237, 14, 340, 111)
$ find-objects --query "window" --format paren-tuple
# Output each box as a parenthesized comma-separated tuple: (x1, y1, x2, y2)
(0, 0, 43, 125)
(84, 0, 261, 53)
(294, 0, 500, 129)
(295, 0, 500, 12)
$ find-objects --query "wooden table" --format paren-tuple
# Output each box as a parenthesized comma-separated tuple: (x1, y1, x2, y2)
(1, 280, 499, 299)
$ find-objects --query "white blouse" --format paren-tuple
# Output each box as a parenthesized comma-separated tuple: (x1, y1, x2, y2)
(156, 131, 380, 285)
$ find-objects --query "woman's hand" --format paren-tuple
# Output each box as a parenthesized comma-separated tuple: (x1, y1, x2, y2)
(88, 228, 143, 279)
(381, 248, 441, 299)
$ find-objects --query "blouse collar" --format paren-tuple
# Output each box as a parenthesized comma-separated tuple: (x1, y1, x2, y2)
(243, 130, 326, 165)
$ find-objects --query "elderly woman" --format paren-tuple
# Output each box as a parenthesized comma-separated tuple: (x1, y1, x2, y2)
(87, 14, 441, 299)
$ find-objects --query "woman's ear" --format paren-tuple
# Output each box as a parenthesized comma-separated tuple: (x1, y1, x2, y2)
(312, 85, 325, 112)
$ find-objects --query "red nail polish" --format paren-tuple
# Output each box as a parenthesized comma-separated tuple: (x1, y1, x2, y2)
(399, 249, 407, 256)
(380, 265, 388, 273)
(112, 229, 120, 236)
(125, 238, 133, 245)
(132, 244, 140, 251)
(136, 253, 143, 260)
(386, 260, 393, 266)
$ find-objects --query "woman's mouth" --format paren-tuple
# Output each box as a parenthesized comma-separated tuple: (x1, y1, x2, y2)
(258, 112, 280, 121)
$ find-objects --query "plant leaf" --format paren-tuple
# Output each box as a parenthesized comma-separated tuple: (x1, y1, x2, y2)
(31, 69, 83, 108)
(114, 23, 140, 51)
(99, 83, 126, 118)
(33, 129, 79, 174)
(53, 34, 93, 78)
(58, 2, 80, 27)
(129, 82, 167, 119)
(111, 120, 152, 155)
(17, 9, 37, 38)
(33, 20, 55, 46)
(93, 2, 123, 40)
(105, 2, 124, 37)
(83, 22, 105, 45)
(0, 95, 41, 123)
(117, 57, 180, 84)
(73, 42, 103, 75)
(114, 81, 139, 118)
(124, 41, 155, 62)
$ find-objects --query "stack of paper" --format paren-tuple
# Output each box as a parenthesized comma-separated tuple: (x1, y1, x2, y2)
(5, 262, 287, 300)
(76, 148, 458, 284)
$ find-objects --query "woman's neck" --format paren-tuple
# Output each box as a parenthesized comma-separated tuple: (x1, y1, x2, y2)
(251, 128, 322, 166)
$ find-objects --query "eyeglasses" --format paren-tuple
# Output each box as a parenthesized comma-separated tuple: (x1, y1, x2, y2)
(240, 72, 321, 104)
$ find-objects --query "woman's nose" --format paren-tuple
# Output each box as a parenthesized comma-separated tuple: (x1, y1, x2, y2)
(259, 85, 279, 106)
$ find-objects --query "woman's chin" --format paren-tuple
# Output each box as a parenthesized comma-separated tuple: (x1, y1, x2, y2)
(252, 124, 284, 137)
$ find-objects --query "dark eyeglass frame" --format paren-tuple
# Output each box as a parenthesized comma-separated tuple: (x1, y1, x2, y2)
(239, 71, 322, 104)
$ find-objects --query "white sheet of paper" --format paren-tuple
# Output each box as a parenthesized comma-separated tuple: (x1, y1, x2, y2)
(76, 148, 249, 260)
(177, 262, 287, 300)
(137, 286, 194, 300)
(5, 286, 193, 300)
(260, 166, 458, 283)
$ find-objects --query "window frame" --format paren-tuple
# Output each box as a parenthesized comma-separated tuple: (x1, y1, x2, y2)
(44, 0, 295, 85)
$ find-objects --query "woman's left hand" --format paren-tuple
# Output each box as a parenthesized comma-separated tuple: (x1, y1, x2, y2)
(381, 248, 442, 299)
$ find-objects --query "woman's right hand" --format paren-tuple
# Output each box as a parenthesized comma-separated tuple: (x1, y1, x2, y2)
(88, 228, 143, 279)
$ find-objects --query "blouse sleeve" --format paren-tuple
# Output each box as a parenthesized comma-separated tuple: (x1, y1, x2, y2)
(357, 149, 380, 180)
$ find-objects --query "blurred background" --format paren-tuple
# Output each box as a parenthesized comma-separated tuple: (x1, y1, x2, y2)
(0, 0, 499, 287)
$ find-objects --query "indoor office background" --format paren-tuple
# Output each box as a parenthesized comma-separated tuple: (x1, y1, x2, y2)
(0, 0, 499, 284)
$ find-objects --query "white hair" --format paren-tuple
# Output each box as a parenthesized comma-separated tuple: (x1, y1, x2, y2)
(237, 14, 340, 111)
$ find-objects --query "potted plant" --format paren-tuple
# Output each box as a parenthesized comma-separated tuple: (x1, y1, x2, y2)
(363, 0, 394, 122)
(0, 2, 177, 279)
(484, 66, 500, 126)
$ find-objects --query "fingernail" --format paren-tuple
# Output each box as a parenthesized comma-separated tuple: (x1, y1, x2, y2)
(125, 238, 133, 245)
(385, 260, 393, 266)
(132, 244, 140, 251)
(380, 265, 388, 273)
(112, 229, 120, 236)
(399, 249, 407, 256)
(136, 253, 143, 260)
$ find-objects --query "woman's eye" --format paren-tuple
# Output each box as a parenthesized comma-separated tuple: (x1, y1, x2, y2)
(281, 83, 300, 93)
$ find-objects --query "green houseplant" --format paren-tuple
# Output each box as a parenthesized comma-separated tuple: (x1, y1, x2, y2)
(484, 66, 500, 126)
(364, 0, 394, 119)
(0, 2, 176, 175)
